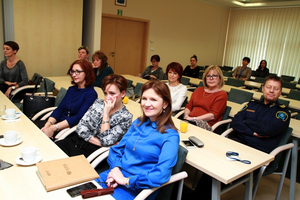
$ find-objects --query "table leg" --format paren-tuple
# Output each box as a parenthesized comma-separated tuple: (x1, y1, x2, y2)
(290, 138, 298, 200)
(244, 172, 253, 200)
(212, 178, 221, 200)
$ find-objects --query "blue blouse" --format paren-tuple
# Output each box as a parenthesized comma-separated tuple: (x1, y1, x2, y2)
(96, 118, 179, 200)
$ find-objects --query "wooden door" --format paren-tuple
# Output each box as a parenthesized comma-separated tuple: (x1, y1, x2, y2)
(101, 15, 148, 75)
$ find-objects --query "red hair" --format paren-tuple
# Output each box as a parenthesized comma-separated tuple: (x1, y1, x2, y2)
(68, 59, 95, 87)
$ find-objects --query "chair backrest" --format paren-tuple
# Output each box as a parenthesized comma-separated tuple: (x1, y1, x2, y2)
(198, 71, 204, 79)
(198, 66, 205, 70)
(198, 81, 204, 87)
(281, 75, 295, 82)
(264, 127, 293, 175)
(222, 66, 233, 71)
(155, 145, 188, 200)
(282, 81, 296, 89)
(126, 79, 133, 88)
(163, 73, 168, 80)
(287, 89, 300, 101)
(55, 87, 67, 107)
(36, 78, 55, 93)
(213, 106, 232, 135)
(134, 82, 143, 96)
(254, 77, 265, 83)
(31, 73, 43, 85)
(225, 77, 245, 87)
(181, 77, 190, 85)
(222, 71, 233, 77)
(222, 106, 231, 120)
(227, 88, 253, 104)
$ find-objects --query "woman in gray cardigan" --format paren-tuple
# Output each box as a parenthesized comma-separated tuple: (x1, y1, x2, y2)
(0, 41, 28, 97)
(138, 54, 164, 80)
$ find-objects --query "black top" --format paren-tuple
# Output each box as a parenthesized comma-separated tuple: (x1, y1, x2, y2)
(183, 65, 201, 78)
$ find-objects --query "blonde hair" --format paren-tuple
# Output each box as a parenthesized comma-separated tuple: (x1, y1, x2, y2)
(202, 65, 225, 88)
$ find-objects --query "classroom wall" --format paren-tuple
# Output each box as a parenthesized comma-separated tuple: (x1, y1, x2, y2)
(13, 0, 83, 79)
(102, 0, 230, 70)
(0, 0, 4, 60)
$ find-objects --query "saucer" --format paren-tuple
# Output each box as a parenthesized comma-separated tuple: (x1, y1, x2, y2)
(1, 113, 21, 120)
(0, 137, 23, 146)
(15, 155, 42, 166)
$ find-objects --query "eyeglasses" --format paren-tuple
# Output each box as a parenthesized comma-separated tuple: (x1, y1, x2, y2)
(206, 75, 219, 79)
(69, 70, 84, 75)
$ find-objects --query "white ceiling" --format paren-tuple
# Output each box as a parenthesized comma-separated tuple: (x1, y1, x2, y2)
(199, 0, 300, 8)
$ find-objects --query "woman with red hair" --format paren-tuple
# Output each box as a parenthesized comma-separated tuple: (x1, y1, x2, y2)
(41, 59, 97, 138)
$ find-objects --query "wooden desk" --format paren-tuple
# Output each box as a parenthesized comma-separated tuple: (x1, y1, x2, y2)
(182, 75, 201, 86)
(120, 74, 148, 87)
(244, 81, 261, 89)
(0, 92, 113, 200)
(173, 117, 274, 199)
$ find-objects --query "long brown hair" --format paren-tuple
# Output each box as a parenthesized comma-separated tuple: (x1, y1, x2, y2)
(92, 51, 108, 76)
(139, 80, 177, 133)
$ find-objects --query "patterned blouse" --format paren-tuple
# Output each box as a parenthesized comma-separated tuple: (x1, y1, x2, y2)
(76, 99, 133, 146)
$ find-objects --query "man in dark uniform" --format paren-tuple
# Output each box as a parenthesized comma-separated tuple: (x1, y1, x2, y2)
(231, 75, 290, 153)
(184, 75, 290, 200)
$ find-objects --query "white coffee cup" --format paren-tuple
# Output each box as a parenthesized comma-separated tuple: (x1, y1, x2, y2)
(3, 131, 21, 144)
(21, 147, 40, 163)
(5, 109, 16, 119)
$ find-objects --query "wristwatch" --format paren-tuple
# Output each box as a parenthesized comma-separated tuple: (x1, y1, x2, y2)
(12, 86, 16, 90)
(193, 117, 196, 121)
(125, 177, 130, 188)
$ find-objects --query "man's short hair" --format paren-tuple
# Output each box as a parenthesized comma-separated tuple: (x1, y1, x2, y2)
(264, 75, 283, 88)
(78, 46, 89, 54)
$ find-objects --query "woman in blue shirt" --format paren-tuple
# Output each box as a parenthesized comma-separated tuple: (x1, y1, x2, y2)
(96, 80, 179, 200)
(41, 59, 97, 138)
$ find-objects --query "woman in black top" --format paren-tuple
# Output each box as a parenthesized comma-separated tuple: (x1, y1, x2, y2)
(254, 60, 269, 78)
(183, 55, 200, 78)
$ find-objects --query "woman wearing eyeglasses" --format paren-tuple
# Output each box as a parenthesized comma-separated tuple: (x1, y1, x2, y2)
(183, 65, 227, 130)
(41, 59, 97, 139)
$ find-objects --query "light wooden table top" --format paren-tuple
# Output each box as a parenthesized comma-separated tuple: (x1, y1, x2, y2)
(173, 117, 274, 184)
(0, 92, 113, 200)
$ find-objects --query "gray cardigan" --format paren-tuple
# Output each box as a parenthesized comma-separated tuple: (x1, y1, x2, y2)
(141, 65, 164, 80)
(0, 60, 29, 87)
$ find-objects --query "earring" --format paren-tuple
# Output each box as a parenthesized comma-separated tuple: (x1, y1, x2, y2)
(162, 108, 165, 113)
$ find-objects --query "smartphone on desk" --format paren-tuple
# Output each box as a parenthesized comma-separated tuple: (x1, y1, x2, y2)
(67, 182, 97, 197)
(181, 139, 196, 148)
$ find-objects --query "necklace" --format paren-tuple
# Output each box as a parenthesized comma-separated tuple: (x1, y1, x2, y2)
(132, 125, 157, 151)
(203, 89, 220, 98)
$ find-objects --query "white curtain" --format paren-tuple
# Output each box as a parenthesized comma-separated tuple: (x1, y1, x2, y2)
(224, 7, 300, 82)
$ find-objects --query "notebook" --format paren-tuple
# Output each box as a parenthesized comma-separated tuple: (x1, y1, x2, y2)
(36, 155, 99, 192)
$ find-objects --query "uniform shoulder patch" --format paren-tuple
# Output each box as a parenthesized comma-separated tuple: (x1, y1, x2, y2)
(240, 104, 248, 111)
(276, 111, 289, 122)
(279, 104, 286, 108)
